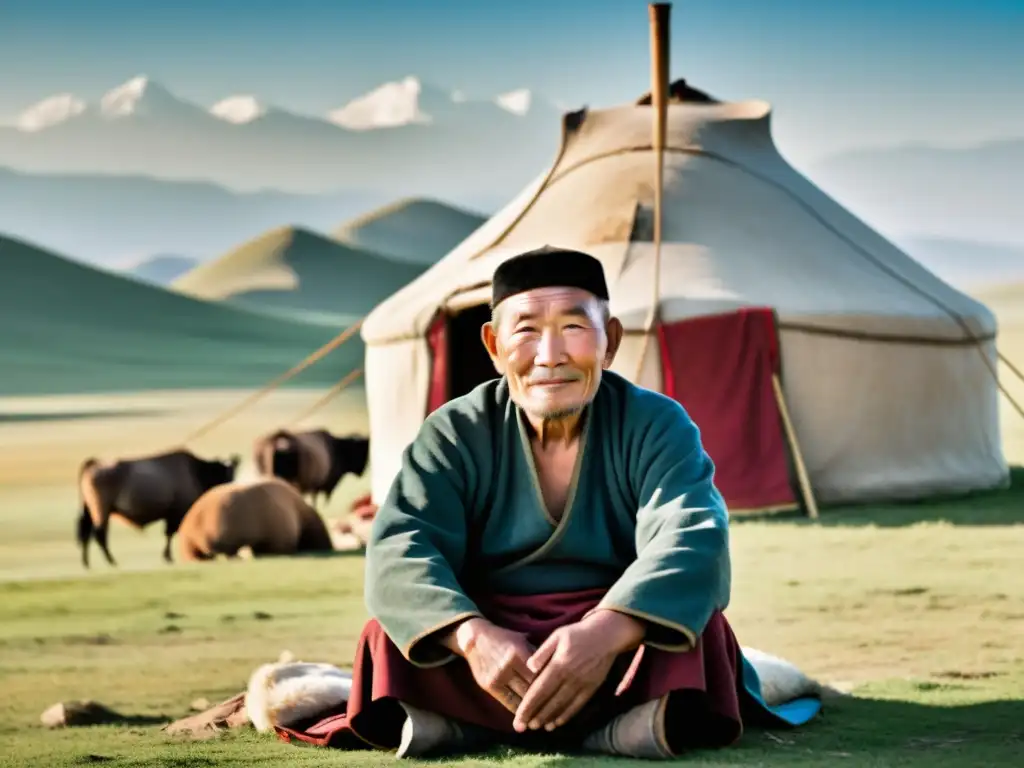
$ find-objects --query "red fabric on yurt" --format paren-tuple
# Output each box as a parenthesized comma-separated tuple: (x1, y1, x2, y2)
(657, 308, 796, 512)
(426, 312, 448, 414)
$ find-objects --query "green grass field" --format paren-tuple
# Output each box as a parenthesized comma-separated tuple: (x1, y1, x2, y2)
(0, 291, 1021, 766)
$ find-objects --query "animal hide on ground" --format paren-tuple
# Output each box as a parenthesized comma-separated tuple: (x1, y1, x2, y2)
(246, 659, 352, 732)
(243, 646, 831, 733)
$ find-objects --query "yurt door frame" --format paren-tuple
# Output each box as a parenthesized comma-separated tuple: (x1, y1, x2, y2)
(425, 304, 496, 413)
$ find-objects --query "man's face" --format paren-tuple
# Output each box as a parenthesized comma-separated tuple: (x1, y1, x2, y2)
(482, 286, 622, 420)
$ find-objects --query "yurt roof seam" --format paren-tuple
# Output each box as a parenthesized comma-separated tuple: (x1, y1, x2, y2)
(371, 146, 986, 349)
(363, 100, 995, 354)
(782, 324, 996, 347)
(464, 110, 579, 260)
(538, 141, 983, 342)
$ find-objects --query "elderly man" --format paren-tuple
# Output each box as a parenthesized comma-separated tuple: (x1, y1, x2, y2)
(272, 246, 820, 758)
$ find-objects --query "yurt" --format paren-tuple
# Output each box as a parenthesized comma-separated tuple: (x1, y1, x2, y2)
(359, 73, 1009, 514)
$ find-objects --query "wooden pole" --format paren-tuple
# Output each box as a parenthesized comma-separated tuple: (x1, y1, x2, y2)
(771, 373, 820, 519)
(634, 2, 671, 383)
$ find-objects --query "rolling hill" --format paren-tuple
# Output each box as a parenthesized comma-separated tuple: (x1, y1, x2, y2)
(333, 198, 486, 265)
(171, 226, 425, 319)
(124, 255, 200, 285)
(0, 235, 360, 396)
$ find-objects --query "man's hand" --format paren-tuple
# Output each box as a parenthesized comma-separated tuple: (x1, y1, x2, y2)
(441, 617, 538, 714)
(512, 609, 646, 733)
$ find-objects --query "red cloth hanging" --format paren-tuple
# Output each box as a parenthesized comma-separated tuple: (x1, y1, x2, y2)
(657, 308, 795, 512)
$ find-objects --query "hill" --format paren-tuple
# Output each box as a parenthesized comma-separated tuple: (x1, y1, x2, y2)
(124, 254, 199, 285)
(807, 139, 1024, 245)
(333, 198, 487, 264)
(171, 225, 425, 318)
(0, 235, 360, 396)
(0, 166, 388, 266)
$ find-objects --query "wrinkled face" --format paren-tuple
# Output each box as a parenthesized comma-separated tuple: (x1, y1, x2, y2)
(482, 286, 622, 421)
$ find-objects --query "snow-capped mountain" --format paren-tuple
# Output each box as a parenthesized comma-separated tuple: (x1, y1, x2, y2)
(15, 76, 208, 129)
(0, 75, 560, 197)
(16, 94, 87, 131)
(327, 76, 436, 129)
(98, 75, 198, 119)
(325, 75, 542, 130)
(210, 95, 268, 124)
(496, 88, 532, 116)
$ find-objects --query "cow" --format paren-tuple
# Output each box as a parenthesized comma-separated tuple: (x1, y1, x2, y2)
(252, 429, 369, 509)
(176, 477, 335, 561)
(76, 449, 240, 568)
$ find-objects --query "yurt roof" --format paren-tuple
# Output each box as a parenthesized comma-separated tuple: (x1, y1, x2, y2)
(361, 81, 995, 346)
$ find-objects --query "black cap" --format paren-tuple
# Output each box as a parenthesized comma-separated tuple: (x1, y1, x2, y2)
(491, 245, 609, 308)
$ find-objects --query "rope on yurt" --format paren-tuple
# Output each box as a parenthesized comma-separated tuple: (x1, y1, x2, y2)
(288, 367, 364, 426)
(995, 350, 1024, 420)
(178, 318, 364, 446)
(999, 350, 1023, 383)
(544, 136, 1023, 428)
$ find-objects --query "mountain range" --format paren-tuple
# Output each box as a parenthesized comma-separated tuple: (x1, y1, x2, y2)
(0, 166, 392, 266)
(0, 74, 1020, 288)
(0, 75, 560, 202)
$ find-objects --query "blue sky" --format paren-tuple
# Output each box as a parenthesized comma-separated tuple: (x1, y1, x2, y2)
(1, 0, 1021, 162)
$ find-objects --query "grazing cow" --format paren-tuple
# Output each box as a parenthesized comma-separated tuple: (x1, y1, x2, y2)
(252, 429, 369, 508)
(76, 449, 240, 568)
(177, 477, 334, 561)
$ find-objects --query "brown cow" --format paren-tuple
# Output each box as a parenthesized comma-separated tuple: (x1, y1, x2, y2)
(252, 429, 369, 508)
(177, 477, 334, 561)
(76, 449, 240, 568)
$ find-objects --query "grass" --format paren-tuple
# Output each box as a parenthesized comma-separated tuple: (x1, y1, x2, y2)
(1, 384, 1023, 767)
(0, 387, 370, 581)
(0, 288, 1020, 766)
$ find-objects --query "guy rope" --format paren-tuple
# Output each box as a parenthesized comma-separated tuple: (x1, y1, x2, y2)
(287, 367, 364, 426)
(179, 318, 364, 446)
(996, 350, 1024, 421)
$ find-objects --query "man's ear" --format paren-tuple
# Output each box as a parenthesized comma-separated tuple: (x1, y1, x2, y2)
(603, 316, 624, 368)
(481, 321, 505, 374)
